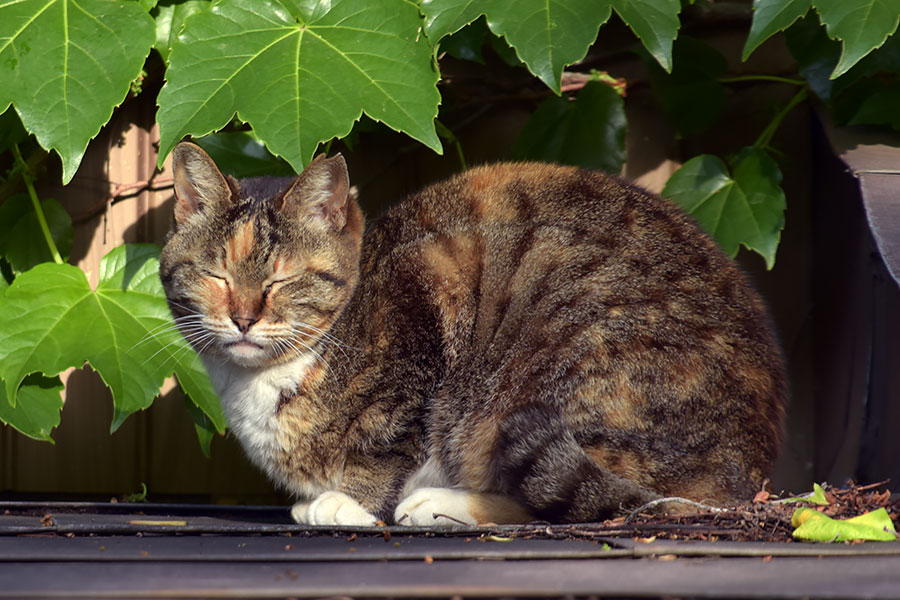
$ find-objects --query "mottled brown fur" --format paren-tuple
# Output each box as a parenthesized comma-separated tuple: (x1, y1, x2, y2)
(160, 143, 786, 524)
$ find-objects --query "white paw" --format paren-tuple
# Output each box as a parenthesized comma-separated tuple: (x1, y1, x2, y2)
(291, 491, 377, 526)
(394, 487, 477, 526)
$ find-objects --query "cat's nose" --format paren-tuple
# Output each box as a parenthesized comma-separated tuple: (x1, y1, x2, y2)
(232, 316, 258, 333)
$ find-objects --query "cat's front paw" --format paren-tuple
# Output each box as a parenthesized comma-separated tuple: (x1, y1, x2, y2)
(394, 487, 478, 526)
(291, 491, 377, 526)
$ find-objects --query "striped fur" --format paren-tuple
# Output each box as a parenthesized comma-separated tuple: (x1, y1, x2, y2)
(160, 143, 786, 525)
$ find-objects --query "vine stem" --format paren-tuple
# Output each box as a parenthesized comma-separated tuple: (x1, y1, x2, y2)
(718, 75, 807, 87)
(435, 119, 468, 170)
(754, 85, 809, 151)
(11, 143, 63, 265)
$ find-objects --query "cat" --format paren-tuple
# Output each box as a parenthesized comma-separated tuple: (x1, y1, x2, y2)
(160, 141, 786, 526)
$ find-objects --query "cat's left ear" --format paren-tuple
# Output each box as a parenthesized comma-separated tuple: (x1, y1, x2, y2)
(281, 153, 351, 231)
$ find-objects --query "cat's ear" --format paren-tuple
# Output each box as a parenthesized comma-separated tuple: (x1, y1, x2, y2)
(172, 142, 235, 224)
(281, 153, 351, 231)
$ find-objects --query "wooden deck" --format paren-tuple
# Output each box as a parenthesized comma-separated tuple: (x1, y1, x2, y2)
(2, 501, 900, 598)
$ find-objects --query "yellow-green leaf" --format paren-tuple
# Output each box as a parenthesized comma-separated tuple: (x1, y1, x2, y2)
(776, 482, 831, 505)
(792, 507, 898, 542)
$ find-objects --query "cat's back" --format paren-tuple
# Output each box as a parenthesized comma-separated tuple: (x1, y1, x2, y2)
(362, 162, 785, 505)
(373, 162, 718, 260)
(369, 161, 739, 304)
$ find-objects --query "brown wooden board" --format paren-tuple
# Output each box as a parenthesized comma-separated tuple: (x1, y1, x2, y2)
(3, 555, 900, 598)
(2, 502, 900, 598)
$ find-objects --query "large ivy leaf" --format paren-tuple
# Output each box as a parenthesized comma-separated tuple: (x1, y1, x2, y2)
(511, 81, 626, 173)
(0, 195, 73, 274)
(611, 0, 681, 72)
(0, 0, 156, 183)
(157, 0, 441, 173)
(662, 147, 786, 269)
(0, 374, 63, 442)
(421, 0, 613, 93)
(815, 0, 900, 78)
(152, 0, 209, 63)
(0, 244, 224, 434)
(742, 0, 811, 60)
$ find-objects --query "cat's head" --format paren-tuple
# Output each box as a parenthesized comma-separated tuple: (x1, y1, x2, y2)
(160, 141, 364, 369)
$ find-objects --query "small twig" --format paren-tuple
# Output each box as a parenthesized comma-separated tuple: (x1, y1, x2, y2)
(834, 480, 891, 495)
(624, 497, 726, 525)
(110, 176, 174, 201)
(432, 512, 472, 526)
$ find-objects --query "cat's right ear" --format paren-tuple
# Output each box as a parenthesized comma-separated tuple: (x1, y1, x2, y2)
(172, 142, 234, 225)
(280, 153, 352, 232)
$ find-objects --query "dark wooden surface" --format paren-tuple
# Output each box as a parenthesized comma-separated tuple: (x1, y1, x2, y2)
(2, 502, 899, 599)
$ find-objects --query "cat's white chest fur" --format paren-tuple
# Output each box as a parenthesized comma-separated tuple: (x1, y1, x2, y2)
(203, 353, 316, 483)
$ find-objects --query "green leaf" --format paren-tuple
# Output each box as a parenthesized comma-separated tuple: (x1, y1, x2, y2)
(511, 81, 626, 173)
(157, 0, 441, 173)
(152, 0, 209, 63)
(439, 17, 488, 64)
(0, 0, 156, 183)
(845, 83, 900, 129)
(0, 195, 73, 274)
(743, 0, 811, 60)
(0, 244, 224, 433)
(730, 147, 787, 268)
(195, 132, 296, 178)
(0, 374, 63, 442)
(814, 0, 900, 78)
(612, 0, 681, 72)
(662, 148, 786, 269)
(785, 13, 841, 100)
(643, 36, 728, 136)
(421, 0, 613, 93)
(792, 507, 898, 542)
(776, 482, 831, 505)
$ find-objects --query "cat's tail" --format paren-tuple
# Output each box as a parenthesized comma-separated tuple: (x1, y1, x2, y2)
(492, 402, 658, 522)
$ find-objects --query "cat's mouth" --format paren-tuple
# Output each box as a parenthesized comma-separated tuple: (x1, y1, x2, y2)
(226, 340, 264, 352)
(223, 339, 268, 364)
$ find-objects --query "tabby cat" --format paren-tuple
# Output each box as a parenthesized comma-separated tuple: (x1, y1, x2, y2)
(160, 142, 786, 526)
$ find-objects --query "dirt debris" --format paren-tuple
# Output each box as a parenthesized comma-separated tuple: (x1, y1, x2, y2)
(520, 482, 899, 544)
